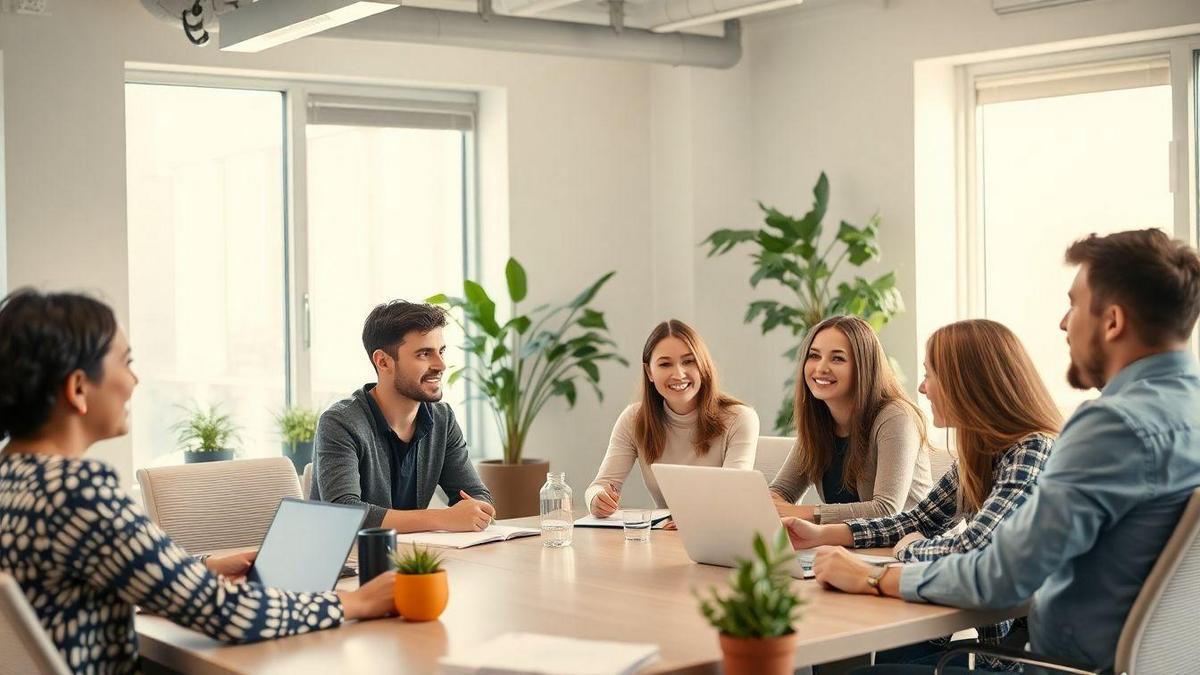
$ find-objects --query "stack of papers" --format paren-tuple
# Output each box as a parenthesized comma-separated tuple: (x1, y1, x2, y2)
(574, 509, 671, 528)
(440, 632, 660, 675)
(395, 524, 540, 549)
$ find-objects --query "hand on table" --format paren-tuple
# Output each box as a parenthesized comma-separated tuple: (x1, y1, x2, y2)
(892, 532, 925, 557)
(339, 570, 398, 621)
(659, 518, 677, 531)
(783, 517, 824, 549)
(591, 484, 621, 517)
(206, 550, 257, 580)
(441, 491, 496, 532)
(810, 546, 876, 595)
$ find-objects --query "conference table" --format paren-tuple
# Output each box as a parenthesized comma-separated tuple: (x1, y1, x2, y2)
(137, 518, 1022, 674)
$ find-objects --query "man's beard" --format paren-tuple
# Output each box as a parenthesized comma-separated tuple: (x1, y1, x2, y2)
(393, 370, 443, 403)
(1066, 331, 1106, 391)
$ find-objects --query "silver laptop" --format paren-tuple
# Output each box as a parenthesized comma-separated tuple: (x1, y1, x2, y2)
(652, 464, 810, 578)
(247, 497, 367, 592)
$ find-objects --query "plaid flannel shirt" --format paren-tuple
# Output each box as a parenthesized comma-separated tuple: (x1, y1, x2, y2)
(845, 433, 1053, 649)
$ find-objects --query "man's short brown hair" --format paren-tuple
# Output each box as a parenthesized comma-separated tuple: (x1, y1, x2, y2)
(1065, 229, 1200, 346)
(362, 300, 448, 370)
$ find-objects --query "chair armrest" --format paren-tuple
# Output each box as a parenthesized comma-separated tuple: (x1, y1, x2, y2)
(934, 645, 1101, 675)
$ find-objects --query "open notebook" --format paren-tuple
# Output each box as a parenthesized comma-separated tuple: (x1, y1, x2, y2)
(395, 524, 539, 549)
(440, 632, 660, 675)
(574, 509, 671, 529)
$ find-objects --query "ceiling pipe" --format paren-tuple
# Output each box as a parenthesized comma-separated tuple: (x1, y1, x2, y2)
(499, 0, 588, 18)
(316, 7, 743, 68)
(643, 0, 803, 33)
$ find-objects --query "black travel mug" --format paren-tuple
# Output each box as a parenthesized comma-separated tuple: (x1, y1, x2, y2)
(357, 527, 396, 585)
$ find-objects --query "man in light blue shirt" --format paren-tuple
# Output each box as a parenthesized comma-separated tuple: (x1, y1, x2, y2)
(803, 229, 1200, 673)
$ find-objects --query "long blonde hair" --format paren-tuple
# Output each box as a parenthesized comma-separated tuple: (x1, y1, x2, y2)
(927, 320, 1061, 512)
(792, 316, 927, 492)
(634, 320, 742, 463)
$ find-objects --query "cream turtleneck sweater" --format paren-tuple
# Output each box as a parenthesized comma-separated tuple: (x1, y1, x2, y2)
(584, 401, 760, 512)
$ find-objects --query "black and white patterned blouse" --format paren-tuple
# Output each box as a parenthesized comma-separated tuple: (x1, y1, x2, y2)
(845, 433, 1053, 650)
(0, 452, 345, 674)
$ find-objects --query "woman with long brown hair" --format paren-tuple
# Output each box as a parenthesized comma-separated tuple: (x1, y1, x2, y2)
(770, 315, 932, 523)
(784, 319, 1060, 667)
(585, 319, 759, 516)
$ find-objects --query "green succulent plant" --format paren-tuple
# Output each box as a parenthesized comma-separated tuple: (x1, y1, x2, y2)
(695, 529, 806, 639)
(174, 404, 240, 453)
(277, 406, 318, 445)
(391, 544, 445, 575)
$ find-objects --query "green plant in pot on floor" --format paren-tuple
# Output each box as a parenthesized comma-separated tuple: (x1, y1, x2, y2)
(175, 404, 240, 464)
(277, 406, 318, 474)
(696, 529, 806, 675)
(428, 257, 626, 519)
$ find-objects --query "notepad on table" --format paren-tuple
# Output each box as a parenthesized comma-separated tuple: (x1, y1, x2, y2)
(394, 524, 539, 549)
(440, 632, 660, 675)
(574, 509, 671, 528)
(796, 550, 895, 568)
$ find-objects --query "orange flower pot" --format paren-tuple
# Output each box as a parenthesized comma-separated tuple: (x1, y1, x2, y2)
(718, 632, 799, 675)
(393, 570, 449, 621)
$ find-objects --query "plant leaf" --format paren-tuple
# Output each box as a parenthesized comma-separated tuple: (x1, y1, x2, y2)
(505, 257, 528, 303)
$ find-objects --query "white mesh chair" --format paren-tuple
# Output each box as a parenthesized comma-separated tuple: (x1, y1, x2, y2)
(136, 457, 302, 554)
(935, 487, 1200, 675)
(302, 462, 314, 499)
(754, 436, 818, 505)
(0, 573, 70, 675)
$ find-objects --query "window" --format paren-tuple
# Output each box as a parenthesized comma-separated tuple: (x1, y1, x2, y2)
(125, 79, 477, 472)
(962, 44, 1198, 417)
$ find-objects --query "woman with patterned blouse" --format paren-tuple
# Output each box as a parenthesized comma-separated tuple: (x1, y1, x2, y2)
(784, 319, 1062, 668)
(0, 290, 397, 674)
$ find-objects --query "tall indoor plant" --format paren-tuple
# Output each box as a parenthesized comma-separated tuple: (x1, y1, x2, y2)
(696, 529, 806, 675)
(703, 172, 904, 434)
(429, 258, 626, 518)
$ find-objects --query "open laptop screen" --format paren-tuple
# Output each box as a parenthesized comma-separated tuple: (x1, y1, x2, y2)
(248, 498, 367, 593)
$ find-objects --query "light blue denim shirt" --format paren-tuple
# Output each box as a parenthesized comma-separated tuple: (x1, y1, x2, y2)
(899, 350, 1200, 671)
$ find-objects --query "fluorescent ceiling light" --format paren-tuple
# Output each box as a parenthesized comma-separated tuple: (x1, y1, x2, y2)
(509, 0, 585, 17)
(221, 0, 398, 53)
(650, 0, 802, 34)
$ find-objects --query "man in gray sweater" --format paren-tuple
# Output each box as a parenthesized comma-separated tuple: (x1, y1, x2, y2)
(310, 301, 495, 532)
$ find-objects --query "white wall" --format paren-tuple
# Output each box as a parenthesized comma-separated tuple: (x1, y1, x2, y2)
(687, 0, 1200, 431)
(0, 1, 669, 500)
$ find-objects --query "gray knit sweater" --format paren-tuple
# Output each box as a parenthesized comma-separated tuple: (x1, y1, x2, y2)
(309, 386, 493, 528)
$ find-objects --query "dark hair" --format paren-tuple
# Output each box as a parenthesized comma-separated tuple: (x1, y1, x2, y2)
(0, 289, 118, 441)
(1065, 229, 1200, 346)
(361, 300, 448, 370)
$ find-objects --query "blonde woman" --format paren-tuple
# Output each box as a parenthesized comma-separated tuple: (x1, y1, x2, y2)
(586, 319, 759, 517)
(770, 315, 932, 523)
(786, 319, 1061, 667)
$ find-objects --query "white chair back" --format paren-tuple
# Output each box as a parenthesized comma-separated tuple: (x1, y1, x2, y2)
(753, 436, 818, 505)
(302, 462, 314, 499)
(137, 457, 302, 554)
(1114, 487, 1200, 675)
(0, 573, 70, 675)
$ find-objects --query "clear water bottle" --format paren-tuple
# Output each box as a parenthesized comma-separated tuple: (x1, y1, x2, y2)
(539, 472, 573, 548)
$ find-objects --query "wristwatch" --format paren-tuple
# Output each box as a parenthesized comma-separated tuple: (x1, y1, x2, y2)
(865, 564, 888, 596)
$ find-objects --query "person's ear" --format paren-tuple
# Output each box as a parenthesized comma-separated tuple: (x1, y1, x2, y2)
(62, 370, 89, 416)
(372, 349, 392, 373)
(1103, 304, 1126, 343)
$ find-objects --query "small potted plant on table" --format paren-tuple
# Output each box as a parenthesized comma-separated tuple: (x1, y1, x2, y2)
(696, 529, 806, 675)
(391, 544, 449, 622)
(277, 406, 318, 474)
(175, 405, 239, 464)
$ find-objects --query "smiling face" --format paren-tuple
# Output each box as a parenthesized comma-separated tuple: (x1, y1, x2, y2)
(644, 335, 703, 414)
(804, 327, 855, 405)
(75, 327, 139, 442)
(918, 355, 946, 428)
(380, 327, 447, 403)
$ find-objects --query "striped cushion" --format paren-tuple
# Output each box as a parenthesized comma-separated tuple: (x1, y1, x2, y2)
(136, 457, 302, 554)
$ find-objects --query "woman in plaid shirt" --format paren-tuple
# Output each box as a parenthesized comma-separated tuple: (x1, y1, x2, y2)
(786, 319, 1062, 669)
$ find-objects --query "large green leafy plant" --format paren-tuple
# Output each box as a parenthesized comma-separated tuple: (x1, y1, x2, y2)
(703, 173, 903, 433)
(429, 258, 627, 465)
(695, 529, 806, 639)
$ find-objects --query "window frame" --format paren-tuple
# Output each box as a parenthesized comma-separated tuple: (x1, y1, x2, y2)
(124, 68, 482, 447)
(957, 37, 1200, 325)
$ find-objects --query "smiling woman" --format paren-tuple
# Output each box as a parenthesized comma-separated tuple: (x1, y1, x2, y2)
(584, 319, 760, 517)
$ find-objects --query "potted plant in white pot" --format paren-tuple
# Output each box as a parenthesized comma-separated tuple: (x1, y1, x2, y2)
(174, 405, 239, 464)
(696, 529, 807, 675)
(277, 406, 318, 474)
(428, 257, 626, 518)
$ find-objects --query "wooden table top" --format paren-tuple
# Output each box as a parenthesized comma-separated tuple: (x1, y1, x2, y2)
(136, 519, 1020, 674)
